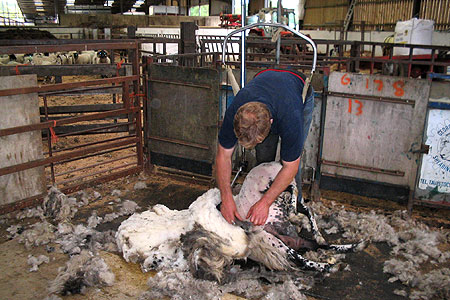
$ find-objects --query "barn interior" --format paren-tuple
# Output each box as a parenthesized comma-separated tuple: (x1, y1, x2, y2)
(0, 0, 449, 299)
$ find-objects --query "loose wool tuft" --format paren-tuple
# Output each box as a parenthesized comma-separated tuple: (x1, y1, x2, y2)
(48, 250, 115, 296)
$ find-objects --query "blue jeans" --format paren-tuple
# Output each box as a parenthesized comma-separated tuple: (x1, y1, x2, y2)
(256, 87, 315, 194)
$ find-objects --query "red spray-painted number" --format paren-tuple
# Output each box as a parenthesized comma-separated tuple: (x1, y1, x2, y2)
(341, 73, 351, 85)
(393, 80, 405, 97)
(348, 99, 363, 115)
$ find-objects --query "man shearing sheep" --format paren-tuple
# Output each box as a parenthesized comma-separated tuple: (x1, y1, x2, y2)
(216, 68, 314, 226)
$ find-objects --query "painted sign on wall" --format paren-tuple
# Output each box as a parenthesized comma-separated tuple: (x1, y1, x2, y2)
(419, 109, 450, 193)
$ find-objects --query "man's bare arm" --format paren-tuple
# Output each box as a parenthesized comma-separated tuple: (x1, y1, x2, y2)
(215, 143, 243, 223)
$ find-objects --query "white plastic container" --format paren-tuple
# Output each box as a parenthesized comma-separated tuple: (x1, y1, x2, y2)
(393, 18, 434, 56)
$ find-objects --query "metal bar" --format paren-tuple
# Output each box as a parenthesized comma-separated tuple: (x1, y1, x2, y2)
(38, 85, 124, 97)
(240, 0, 247, 88)
(430, 48, 436, 73)
(43, 95, 55, 185)
(321, 159, 405, 176)
(313, 90, 327, 201)
(134, 98, 144, 168)
(327, 91, 415, 106)
(41, 122, 130, 138)
(156, 165, 212, 182)
(0, 38, 141, 45)
(52, 145, 135, 166)
(0, 42, 138, 55)
(222, 22, 318, 73)
(148, 78, 211, 89)
(39, 103, 123, 115)
(148, 135, 210, 150)
(0, 137, 137, 177)
(0, 75, 139, 97)
(0, 64, 130, 77)
(413, 198, 450, 208)
(276, 0, 281, 66)
(0, 107, 139, 137)
(44, 134, 135, 155)
(57, 162, 137, 186)
(0, 192, 46, 215)
(60, 166, 141, 195)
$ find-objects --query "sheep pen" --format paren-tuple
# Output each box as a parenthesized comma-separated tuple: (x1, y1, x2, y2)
(0, 168, 448, 300)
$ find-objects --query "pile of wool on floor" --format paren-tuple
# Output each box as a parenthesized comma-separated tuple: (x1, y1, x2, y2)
(305, 201, 450, 300)
(5, 182, 449, 300)
(6, 186, 139, 298)
(139, 266, 312, 300)
(117, 187, 449, 300)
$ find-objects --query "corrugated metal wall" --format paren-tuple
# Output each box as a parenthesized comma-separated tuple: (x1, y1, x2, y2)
(304, 0, 450, 31)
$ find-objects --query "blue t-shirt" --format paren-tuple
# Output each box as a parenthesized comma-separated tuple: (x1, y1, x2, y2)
(218, 69, 307, 162)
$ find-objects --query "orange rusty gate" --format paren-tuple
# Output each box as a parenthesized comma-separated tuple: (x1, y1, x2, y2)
(0, 41, 143, 214)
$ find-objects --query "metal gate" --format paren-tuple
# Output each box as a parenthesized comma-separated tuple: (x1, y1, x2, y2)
(145, 64, 220, 176)
(0, 41, 143, 214)
(321, 72, 431, 204)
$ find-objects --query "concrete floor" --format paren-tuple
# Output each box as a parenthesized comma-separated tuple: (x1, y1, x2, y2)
(0, 170, 448, 300)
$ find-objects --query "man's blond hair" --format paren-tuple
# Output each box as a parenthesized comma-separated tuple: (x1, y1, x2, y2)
(233, 102, 271, 149)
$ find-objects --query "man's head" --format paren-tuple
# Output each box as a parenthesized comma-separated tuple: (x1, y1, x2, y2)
(233, 102, 272, 149)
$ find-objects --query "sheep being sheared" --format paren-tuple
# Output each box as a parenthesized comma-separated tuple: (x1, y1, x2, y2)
(116, 162, 363, 282)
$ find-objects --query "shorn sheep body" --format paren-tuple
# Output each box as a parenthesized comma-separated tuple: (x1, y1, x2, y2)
(116, 162, 362, 282)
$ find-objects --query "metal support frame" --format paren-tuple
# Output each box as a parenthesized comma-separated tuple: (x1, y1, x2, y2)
(241, 0, 247, 88)
(220, 19, 318, 186)
(222, 22, 318, 74)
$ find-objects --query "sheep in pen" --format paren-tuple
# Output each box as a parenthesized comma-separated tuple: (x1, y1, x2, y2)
(116, 162, 364, 292)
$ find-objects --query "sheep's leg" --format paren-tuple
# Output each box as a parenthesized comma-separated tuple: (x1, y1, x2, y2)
(296, 197, 326, 245)
(264, 223, 319, 251)
(327, 242, 365, 253)
(264, 223, 360, 253)
(250, 229, 332, 273)
(286, 248, 331, 272)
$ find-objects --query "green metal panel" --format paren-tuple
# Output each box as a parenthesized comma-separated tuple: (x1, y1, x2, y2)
(146, 65, 220, 175)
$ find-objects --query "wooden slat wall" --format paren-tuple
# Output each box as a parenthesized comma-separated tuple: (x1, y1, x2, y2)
(420, 0, 450, 30)
(303, 0, 450, 31)
(354, 0, 414, 31)
(303, 0, 348, 29)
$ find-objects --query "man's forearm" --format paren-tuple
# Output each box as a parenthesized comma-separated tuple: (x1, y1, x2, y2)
(215, 145, 235, 202)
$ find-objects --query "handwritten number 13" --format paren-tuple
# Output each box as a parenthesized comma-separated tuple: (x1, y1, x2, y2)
(348, 99, 363, 115)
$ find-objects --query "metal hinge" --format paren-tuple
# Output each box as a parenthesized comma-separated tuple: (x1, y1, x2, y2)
(412, 144, 430, 154)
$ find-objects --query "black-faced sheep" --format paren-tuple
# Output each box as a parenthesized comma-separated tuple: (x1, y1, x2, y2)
(92, 50, 110, 64)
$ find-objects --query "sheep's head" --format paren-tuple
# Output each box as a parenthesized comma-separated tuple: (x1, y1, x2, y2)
(97, 50, 108, 58)
(181, 224, 235, 283)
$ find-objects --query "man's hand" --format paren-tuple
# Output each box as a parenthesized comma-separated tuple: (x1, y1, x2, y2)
(246, 158, 301, 226)
(246, 197, 272, 226)
(220, 194, 243, 224)
(215, 143, 242, 224)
